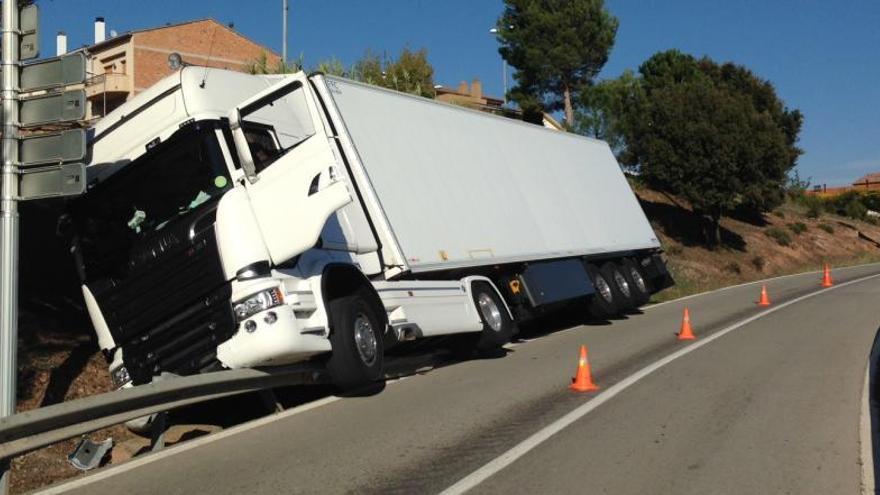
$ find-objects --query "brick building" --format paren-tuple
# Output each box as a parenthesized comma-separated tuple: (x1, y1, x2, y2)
(809, 172, 880, 197)
(78, 18, 279, 119)
(435, 79, 564, 131)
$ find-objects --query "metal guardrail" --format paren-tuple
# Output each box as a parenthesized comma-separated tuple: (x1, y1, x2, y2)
(0, 364, 324, 459)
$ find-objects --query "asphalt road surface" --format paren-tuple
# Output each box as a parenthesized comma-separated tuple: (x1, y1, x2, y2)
(44, 263, 880, 494)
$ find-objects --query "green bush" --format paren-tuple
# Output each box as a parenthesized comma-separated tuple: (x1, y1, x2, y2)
(862, 192, 880, 212)
(818, 223, 834, 234)
(827, 191, 868, 220)
(772, 210, 785, 219)
(751, 255, 766, 271)
(798, 194, 824, 218)
(844, 200, 868, 220)
(787, 222, 807, 234)
(766, 227, 792, 246)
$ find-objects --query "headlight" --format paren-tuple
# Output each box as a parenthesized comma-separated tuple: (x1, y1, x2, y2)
(234, 287, 284, 322)
(109, 364, 132, 388)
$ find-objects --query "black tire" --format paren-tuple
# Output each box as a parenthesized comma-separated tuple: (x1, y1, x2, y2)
(451, 282, 515, 357)
(326, 287, 384, 390)
(622, 258, 651, 306)
(602, 261, 636, 311)
(585, 262, 617, 319)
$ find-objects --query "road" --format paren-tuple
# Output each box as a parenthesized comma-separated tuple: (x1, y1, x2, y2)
(44, 263, 880, 494)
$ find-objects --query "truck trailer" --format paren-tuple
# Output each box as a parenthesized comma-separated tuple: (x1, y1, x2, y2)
(67, 67, 672, 390)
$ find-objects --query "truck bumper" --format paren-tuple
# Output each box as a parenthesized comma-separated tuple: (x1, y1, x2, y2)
(216, 304, 331, 369)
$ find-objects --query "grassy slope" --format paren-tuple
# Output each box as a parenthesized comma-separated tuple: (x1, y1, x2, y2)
(634, 183, 880, 302)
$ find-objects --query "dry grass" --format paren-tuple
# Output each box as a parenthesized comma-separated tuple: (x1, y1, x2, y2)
(633, 185, 880, 303)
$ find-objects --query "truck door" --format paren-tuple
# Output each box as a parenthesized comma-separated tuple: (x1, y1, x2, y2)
(228, 73, 352, 265)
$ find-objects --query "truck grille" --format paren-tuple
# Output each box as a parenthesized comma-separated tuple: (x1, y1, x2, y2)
(90, 212, 235, 385)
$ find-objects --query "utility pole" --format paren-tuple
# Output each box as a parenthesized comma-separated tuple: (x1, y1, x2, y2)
(282, 0, 289, 65)
(488, 27, 509, 105)
(0, 1, 20, 492)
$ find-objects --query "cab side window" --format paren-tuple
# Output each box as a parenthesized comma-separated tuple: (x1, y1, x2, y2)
(241, 82, 315, 173)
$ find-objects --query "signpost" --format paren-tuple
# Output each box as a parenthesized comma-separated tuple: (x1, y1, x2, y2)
(1, 3, 88, 492)
(20, 52, 85, 91)
(19, 89, 86, 127)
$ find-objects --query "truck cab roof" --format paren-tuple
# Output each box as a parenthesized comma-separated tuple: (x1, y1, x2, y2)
(88, 67, 292, 185)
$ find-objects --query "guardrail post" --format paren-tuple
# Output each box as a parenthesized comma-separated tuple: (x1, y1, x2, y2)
(259, 389, 284, 414)
(149, 412, 168, 452)
(0, 459, 9, 495)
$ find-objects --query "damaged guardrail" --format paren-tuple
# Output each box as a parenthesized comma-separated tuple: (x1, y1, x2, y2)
(0, 364, 324, 460)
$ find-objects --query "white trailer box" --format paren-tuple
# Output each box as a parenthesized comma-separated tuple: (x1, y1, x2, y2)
(317, 76, 660, 275)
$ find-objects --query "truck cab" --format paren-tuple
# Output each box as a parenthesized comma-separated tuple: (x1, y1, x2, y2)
(71, 68, 505, 390)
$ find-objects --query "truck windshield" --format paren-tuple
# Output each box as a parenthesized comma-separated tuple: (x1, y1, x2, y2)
(71, 122, 232, 279)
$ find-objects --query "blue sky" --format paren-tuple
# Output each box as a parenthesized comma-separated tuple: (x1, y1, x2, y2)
(40, 0, 879, 186)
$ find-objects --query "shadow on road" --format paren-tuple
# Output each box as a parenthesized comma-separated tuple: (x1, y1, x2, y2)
(140, 301, 623, 443)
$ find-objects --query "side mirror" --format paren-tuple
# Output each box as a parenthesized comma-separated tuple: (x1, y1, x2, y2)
(227, 108, 259, 184)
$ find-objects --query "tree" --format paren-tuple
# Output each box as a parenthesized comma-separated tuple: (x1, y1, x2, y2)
(351, 48, 436, 98)
(314, 57, 348, 77)
(244, 51, 301, 75)
(574, 69, 642, 160)
(496, 0, 619, 126)
(621, 50, 800, 245)
(700, 61, 803, 212)
(246, 48, 436, 99)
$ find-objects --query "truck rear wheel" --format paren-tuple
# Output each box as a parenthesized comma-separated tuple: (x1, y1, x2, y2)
(603, 261, 636, 311)
(585, 262, 617, 319)
(450, 282, 514, 357)
(622, 258, 651, 306)
(326, 287, 384, 390)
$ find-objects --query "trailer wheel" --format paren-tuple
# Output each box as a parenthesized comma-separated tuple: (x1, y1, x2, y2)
(603, 261, 636, 311)
(585, 262, 617, 319)
(326, 287, 384, 389)
(622, 258, 651, 306)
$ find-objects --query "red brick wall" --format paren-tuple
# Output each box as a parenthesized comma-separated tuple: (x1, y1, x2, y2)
(132, 19, 280, 91)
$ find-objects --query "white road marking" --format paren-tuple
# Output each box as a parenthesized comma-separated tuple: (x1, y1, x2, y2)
(643, 262, 879, 311)
(861, 361, 875, 495)
(439, 272, 880, 495)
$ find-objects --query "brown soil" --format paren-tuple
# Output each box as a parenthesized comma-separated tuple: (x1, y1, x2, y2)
(10, 311, 135, 494)
(635, 184, 880, 301)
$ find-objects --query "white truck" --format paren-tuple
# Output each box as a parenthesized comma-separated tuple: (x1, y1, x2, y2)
(67, 67, 672, 390)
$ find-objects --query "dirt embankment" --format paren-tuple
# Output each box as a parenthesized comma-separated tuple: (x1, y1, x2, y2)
(635, 185, 880, 301)
(9, 185, 880, 493)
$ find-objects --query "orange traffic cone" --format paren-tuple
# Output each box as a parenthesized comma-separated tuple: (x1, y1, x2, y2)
(677, 307, 696, 340)
(821, 264, 833, 288)
(569, 345, 599, 392)
(757, 284, 771, 306)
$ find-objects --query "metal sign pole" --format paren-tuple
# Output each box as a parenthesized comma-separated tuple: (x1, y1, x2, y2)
(0, 0, 20, 492)
(282, 0, 288, 64)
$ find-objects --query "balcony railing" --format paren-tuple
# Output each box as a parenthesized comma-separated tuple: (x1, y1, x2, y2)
(85, 72, 130, 99)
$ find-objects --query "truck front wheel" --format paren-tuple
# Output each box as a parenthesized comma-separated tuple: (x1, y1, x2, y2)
(326, 287, 385, 389)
